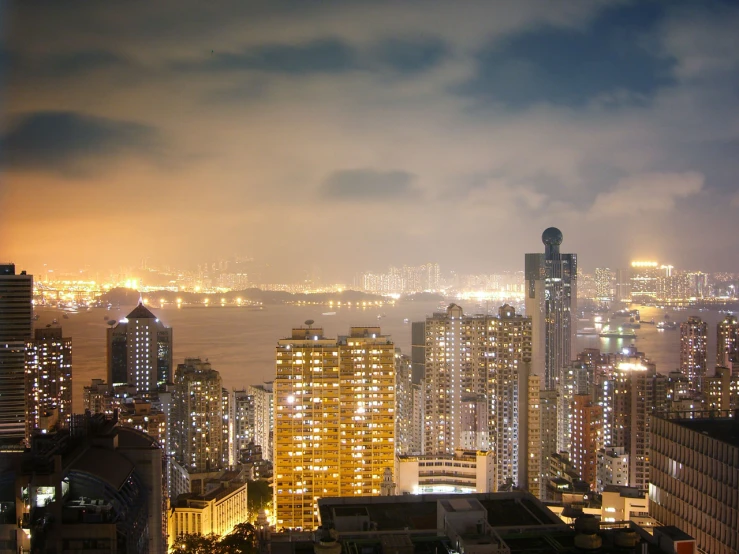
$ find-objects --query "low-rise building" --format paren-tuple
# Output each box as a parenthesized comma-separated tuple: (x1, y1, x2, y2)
(601, 486, 654, 527)
(396, 450, 495, 494)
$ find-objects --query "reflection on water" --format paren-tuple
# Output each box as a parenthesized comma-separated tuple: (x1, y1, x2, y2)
(37, 301, 731, 412)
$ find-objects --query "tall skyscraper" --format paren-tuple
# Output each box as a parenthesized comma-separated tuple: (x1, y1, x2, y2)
(628, 261, 660, 302)
(25, 326, 72, 436)
(232, 388, 255, 463)
(107, 302, 173, 393)
(0, 263, 33, 446)
(172, 357, 224, 473)
(394, 350, 423, 455)
(273, 326, 395, 530)
(525, 227, 577, 391)
(248, 383, 273, 461)
(716, 313, 739, 366)
(594, 267, 614, 302)
(680, 316, 707, 392)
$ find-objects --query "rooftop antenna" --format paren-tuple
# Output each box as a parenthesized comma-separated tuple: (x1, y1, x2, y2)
(305, 319, 314, 329)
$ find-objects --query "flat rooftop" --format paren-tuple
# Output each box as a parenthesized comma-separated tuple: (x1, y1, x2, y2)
(671, 418, 739, 447)
(318, 492, 563, 531)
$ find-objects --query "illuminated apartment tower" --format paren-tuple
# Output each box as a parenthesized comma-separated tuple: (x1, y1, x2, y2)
(424, 304, 489, 455)
(717, 314, 739, 366)
(526, 375, 542, 498)
(395, 350, 423, 455)
(0, 263, 33, 446)
(25, 327, 72, 436)
(679, 316, 707, 393)
(525, 228, 577, 392)
(107, 302, 173, 393)
(489, 304, 532, 489)
(172, 358, 224, 472)
(273, 326, 395, 530)
(570, 394, 602, 490)
(232, 388, 255, 463)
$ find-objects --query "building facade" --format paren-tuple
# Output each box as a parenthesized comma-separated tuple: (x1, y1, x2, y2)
(24, 326, 72, 436)
(570, 394, 602, 490)
(679, 316, 707, 393)
(649, 413, 739, 554)
(107, 303, 173, 393)
(273, 326, 395, 530)
(395, 450, 495, 494)
(0, 263, 33, 446)
(716, 314, 739, 366)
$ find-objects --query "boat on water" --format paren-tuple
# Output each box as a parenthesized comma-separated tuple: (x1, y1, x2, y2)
(322, 312, 336, 316)
(656, 321, 678, 330)
(599, 325, 637, 339)
(577, 327, 598, 336)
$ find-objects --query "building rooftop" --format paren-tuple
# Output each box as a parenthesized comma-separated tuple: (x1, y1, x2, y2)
(125, 302, 159, 320)
(670, 416, 739, 447)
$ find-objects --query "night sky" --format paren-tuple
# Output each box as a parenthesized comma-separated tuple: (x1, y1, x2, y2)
(2, 1, 739, 279)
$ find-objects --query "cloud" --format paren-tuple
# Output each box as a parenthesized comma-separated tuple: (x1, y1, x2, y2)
(372, 37, 449, 73)
(175, 39, 357, 74)
(588, 171, 704, 219)
(1, 111, 158, 175)
(322, 169, 419, 200)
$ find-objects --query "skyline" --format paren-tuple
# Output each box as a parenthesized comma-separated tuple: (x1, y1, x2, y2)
(3, 1, 739, 280)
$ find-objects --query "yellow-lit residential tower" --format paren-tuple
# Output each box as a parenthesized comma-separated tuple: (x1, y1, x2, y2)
(273, 326, 395, 530)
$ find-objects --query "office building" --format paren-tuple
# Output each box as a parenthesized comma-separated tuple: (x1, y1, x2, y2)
(570, 394, 602, 490)
(629, 261, 660, 302)
(650, 412, 739, 554)
(248, 383, 273, 461)
(395, 450, 495, 494)
(716, 313, 739, 365)
(168, 478, 248, 548)
(525, 227, 577, 393)
(273, 326, 395, 530)
(172, 358, 225, 473)
(24, 326, 72, 436)
(107, 302, 173, 393)
(679, 316, 707, 392)
(0, 263, 33, 446)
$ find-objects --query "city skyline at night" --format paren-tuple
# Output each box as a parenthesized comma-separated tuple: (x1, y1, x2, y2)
(3, 1, 739, 279)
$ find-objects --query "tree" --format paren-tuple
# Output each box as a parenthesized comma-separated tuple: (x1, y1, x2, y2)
(217, 523, 258, 554)
(171, 533, 219, 554)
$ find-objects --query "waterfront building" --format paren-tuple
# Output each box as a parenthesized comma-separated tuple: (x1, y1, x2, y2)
(570, 394, 602, 490)
(629, 261, 660, 302)
(595, 267, 614, 302)
(679, 316, 707, 392)
(172, 358, 225, 473)
(107, 302, 173, 393)
(273, 326, 395, 530)
(395, 450, 495, 494)
(0, 263, 33, 446)
(24, 326, 72, 435)
(716, 313, 739, 365)
(525, 227, 577, 394)
(649, 412, 739, 554)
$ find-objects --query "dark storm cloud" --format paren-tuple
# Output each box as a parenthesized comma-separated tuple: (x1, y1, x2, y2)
(322, 169, 419, 200)
(2, 111, 158, 174)
(372, 37, 449, 73)
(34, 50, 128, 78)
(460, 2, 675, 108)
(176, 39, 357, 74)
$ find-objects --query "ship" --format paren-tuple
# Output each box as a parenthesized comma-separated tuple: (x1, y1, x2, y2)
(599, 326, 637, 339)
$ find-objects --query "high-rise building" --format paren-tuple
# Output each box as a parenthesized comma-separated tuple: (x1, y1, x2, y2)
(596, 446, 628, 493)
(570, 394, 602, 490)
(0, 263, 33, 446)
(526, 375, 541, 498)
(172, 358, 224, 473)
(395, 350, 423, 455)
(525, 228, 577, 392)
(248, 383, 273, 461)
(716, 313, 739, 366)
(232, 388, 255, 463)
(679, 316, 707, 392)
(107, 303, 173, 393)
(273, 326, 395, 530)
(25, 327, 72, 435)
(594, 267, 614, 302)
(628, 261, 660, 302)
(650, 412, 739, 554)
